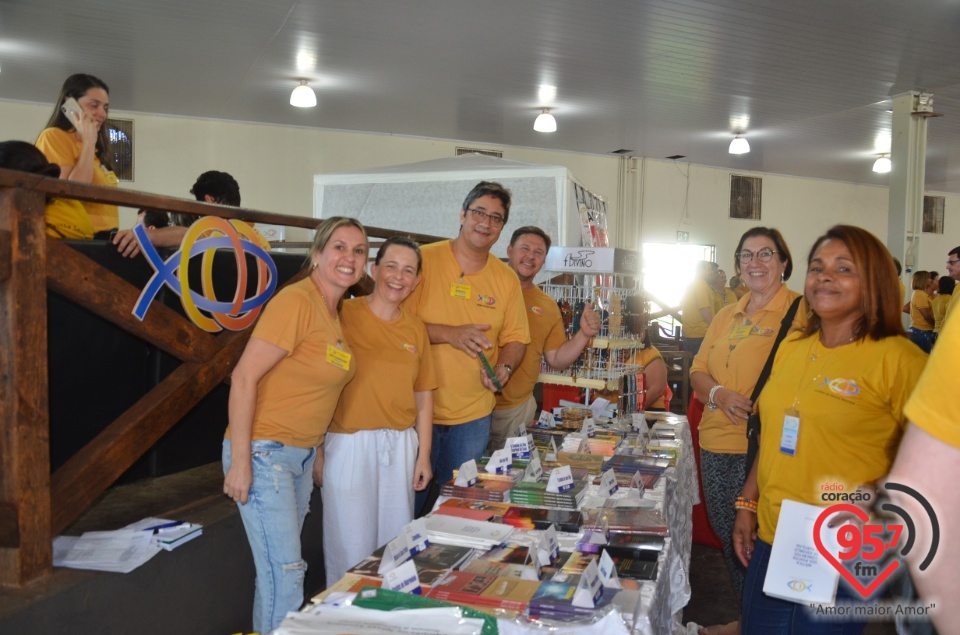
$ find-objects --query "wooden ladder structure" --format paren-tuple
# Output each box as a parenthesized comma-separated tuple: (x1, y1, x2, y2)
(0, 168, 439, 586)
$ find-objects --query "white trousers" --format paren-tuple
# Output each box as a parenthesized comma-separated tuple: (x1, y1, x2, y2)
(321, 427, 418, 587)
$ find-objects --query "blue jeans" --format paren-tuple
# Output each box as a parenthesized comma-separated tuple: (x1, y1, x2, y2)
(681, 337, 703, 355)
(742, 539, 868, 635)
(223, 439, 315, 635)
(414, 414, 491, 514)
(908, 328, 934, 354)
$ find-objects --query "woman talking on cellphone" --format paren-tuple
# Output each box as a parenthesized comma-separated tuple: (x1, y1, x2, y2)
(35, 73, 119, 238)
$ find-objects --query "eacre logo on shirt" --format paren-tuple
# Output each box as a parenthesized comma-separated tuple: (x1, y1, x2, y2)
(476, 294, 497, 309)
(529, 305, 544, 316)
(818, 377, 860, 398)
(402, 343, 418, 354)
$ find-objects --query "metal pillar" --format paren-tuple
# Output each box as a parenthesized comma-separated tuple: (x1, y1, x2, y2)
(886, 92, 931, 274)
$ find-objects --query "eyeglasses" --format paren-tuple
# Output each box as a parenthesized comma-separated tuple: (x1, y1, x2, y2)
(466, 207, 505, 227)
(948, 259, 960, 266)
(737, 249, 778, 263)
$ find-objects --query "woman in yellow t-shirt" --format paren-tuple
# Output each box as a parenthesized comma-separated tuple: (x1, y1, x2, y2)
(931, 276, 954, 336)
(35, 74, 119, 237)
(909, 270, 935, 353)
(322, 236, 438, 587)
(733, 225, 927, 634)
(223, 217, 368, 635)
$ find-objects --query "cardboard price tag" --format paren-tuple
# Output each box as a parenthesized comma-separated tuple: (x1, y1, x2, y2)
(507, 435, 532, 460)
(522, 453, 543, 483)
(600, 468, 619, 497)
(454, 459, 479, 486)
(383, 559, 422, 595)
(572, 559, 604, 608)
(581, 417, 596, 438)
(378, 534, 412, 574)
(598, 550, 622, 589)
(403, 518, 430, 555)
(537, 410, 556, 429)
(486, 449, 512, 474)
(546, 465, 575, 493)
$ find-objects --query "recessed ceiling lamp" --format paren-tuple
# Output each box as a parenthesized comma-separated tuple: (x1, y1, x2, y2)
(728, 134, 750, 154)
(534, 109, 557, 133)
(872, 153, 892, 173)
(290, 80, 317, 108)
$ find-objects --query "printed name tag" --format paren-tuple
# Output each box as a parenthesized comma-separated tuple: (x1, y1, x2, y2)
(600, 468, 619, 497)
(378, 534, 412, 574)
(581, 417, 596, 438)
(547, 465, 575, 493)
(486, 449, 512, 474)
(538, 410, 556, 429)
(326, 345, 351, 370)
(729, 321, 753, 339)
(780, 412, 800, 456)
(450, 282, 472, 299)
(522, 453, 543, 483)
(507, 435, 532, 460)
(538, 524, 561, 565)
(572, 559, 604, 608)
(403, 518, 430, 555)
(598, 550, 622, 589)
(517, 422, 527, 437)
(383, 559, 422, 595)
(454, 459, 479, 486)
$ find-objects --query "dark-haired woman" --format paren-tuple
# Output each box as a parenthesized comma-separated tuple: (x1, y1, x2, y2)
(35, 74, 119, 237)
(733, 225, 927, 635)
(931, 276, 954, 338)
(908, 270, 935, 353)
(322, 237, 436, 587)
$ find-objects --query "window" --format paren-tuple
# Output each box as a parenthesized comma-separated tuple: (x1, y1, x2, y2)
(923, 195, 944, 234)
(106, 118, 134, 181)
(730, 175, 762, 220)
(642, 242, 716, 336)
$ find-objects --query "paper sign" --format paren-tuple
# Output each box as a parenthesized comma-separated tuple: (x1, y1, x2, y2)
(589, 397, 611, 418)
(630, 470, 646, 499)
(538, 410, 556, 429)
(403, 518, 430, 555)
(553, 407, 563, 417)
(538, 524, 561, 565)
(382, 559, 422, 595)
(577, 438, 590, 454)
(547, 465, 575, 493)
(522, 453, 543, 483)
(598, 550, 622, 589)
(572, 559, 604, 608)
(525, 548, 542, 579)
(600, 468, 619, 497)
(507, 435, 532, 460)
(630, 413, 645, 431)
(378, 534, 412, 574)
(517, 422, 527, 437)
(486, 449, 512, 474)
(454, 459, 479, 487)
(546, 436, 558, 462)
(581, 417, 596, 438)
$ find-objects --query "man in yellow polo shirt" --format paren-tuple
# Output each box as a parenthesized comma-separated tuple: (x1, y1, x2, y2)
(406, 182, 530, 513)
(680, 260, 720, 354)
(489, 226, 600, 453)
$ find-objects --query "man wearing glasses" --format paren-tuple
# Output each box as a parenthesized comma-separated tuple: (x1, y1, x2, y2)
(406, 181, 530, 514)
(944, 246, 960, 323)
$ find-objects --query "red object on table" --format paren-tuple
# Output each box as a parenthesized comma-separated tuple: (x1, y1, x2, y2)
(688, 392, 723, 549)
(541, 384, 582, 412)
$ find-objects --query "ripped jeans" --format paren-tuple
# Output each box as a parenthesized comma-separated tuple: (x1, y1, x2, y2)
(222, 439, 315, 635)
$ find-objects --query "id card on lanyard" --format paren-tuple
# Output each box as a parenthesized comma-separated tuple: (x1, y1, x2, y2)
(780, 408, 800, 455)
(326, 341, 351, 370)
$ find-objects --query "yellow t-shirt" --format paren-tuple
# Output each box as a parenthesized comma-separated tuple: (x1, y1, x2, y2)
(910, 290, 934, 331)
(331, 298, 437, 433)
(232, 277, 356, 448)
(755, 332, 927, 544)
(35, 127, 119, 233)
(496, 286, 567, 410)
(899, 279, 906, 307)
(931, 293, 951, 332)
(626, 345, 667, 410)
(722, 288, 738, 307)
(691, 284, 802, 453)
(405, 240, 530, 425)
(45, 198, 94, 240)
(680, 278, 716, 339)
(945, 290, 960, 326)
(905, 312, 960, 448)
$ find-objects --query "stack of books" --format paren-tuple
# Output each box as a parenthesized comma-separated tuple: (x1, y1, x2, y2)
(509, 476, 588, 510)
(434, 499, 513, 522)
(526, 580, 619, 620)
(554, 452, 606, 472)
(345, 542, 475, 588)
(439, 478, 513, 502)
(427, 571, 541, 611)
(501, 507, 583, 533)
(582, 507, 669, 536)
(424, 515, 515, 550)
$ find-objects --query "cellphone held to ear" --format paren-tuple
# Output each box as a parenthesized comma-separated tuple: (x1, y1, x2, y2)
(61, 97, 83, 126)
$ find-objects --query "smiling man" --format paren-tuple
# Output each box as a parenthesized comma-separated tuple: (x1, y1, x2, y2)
(488, 226, 600, 453)
(405, 182, 530, 514)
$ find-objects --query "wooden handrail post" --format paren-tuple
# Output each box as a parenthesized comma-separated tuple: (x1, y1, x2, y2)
(0, 185, 53, 586)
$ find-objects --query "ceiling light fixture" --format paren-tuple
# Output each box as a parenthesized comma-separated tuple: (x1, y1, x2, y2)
(290, 80, 317, 108)
(728, 134, 750, 154)
(534, 109, 557, 133)
(872, 153, 892, 174)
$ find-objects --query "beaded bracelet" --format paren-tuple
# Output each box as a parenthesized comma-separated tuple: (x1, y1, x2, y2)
(707, 384, 724, 411)
(734, 496, 758, 513)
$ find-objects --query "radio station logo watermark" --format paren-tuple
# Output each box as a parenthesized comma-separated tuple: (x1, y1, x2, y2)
(132, 217, 277, 332)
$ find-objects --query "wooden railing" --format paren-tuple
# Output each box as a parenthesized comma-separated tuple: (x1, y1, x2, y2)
(0, 168, 442, 586)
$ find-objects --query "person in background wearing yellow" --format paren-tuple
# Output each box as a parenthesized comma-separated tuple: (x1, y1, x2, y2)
(931, 276, 954, 339)
(909, 270, 935, 353)
(729, 274, 748, 300)
(322, 237, 437, 587)
(691, 227, 800, 635)
(680, 260, 720, 354)
(35, 74, 118, 238)
(944, 247, 960, 324)
(733, 225, 927, 635)
(715, 269, 739, 306)
(223, 217, 367, 635)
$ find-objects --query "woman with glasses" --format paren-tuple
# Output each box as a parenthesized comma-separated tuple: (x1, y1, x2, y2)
(691, 227, 801, 635)
(733, 225, 927, 634)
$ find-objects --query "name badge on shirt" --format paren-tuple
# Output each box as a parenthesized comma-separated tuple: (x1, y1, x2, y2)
(780, 410, 800, 456)
(729, 321, 753, 339)
(326, 345, 351, 370)
(450, 282, 472, 299)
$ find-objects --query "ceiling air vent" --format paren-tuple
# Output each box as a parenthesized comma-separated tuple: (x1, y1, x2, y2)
(730, 174, 762, 220)
(456, 147, 503, 158)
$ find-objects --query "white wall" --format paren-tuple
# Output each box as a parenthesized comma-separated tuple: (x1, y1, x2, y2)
(2, 99, 958, 274)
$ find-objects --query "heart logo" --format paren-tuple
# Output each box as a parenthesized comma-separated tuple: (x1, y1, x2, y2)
(812, 503, 900, 598)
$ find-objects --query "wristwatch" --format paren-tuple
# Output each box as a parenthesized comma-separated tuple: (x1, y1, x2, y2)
(495, 363, 513, 377)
